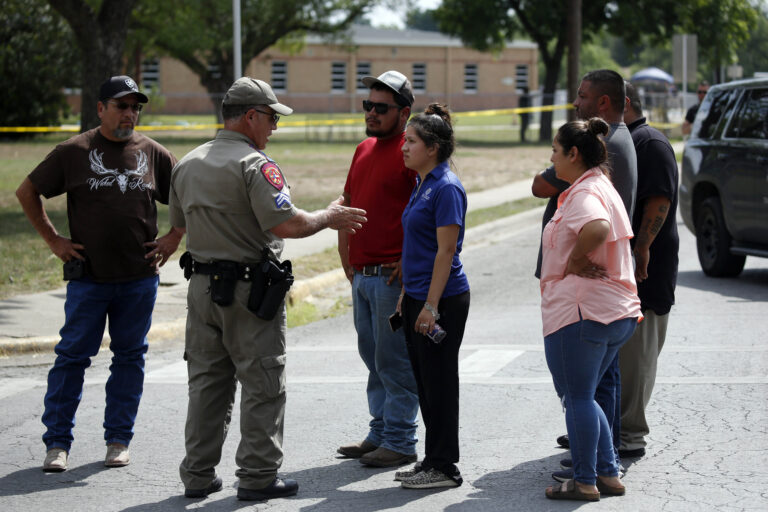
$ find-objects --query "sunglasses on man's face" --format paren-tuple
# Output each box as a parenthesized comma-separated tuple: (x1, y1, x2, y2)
(697, 90, 708, 95)
(108, 100, 143, 112)
(362, 100, 400, 115)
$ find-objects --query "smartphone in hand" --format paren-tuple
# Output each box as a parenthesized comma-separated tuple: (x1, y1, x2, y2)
(388, 312, 403, 331)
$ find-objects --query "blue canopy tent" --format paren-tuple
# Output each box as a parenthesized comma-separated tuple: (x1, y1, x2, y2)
(630, 67, 674, 84)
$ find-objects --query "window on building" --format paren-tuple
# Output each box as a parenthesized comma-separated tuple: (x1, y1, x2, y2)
(515, 64, 529, 90)
(272, 61, 287, 91)
(464, 64, 477, 93)
(141, 59, 159, 90)
(356, 62, 371, 91)
(332, 62, 347, 92)
(207, 63, 221, 80)
(412, 63, 426, 92)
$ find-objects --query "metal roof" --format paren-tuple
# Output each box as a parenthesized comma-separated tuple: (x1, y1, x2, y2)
(305, 24, 537, 49)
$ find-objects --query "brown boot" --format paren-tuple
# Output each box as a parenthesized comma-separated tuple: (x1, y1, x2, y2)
(337, 440, 378, 458)
(359, 447, 417, 467)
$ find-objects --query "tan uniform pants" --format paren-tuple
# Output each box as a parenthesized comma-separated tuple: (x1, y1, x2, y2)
(619, 310, 669, 451)
(179, 274, 287, 490)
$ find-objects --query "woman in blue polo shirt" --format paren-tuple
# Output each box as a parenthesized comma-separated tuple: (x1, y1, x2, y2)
(395, 103, 470, 489)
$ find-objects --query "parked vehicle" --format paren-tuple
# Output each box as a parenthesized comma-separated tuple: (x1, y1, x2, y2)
(680, 78, 768, 276)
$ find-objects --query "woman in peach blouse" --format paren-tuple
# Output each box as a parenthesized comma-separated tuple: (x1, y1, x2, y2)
(540, 118, 641, 502)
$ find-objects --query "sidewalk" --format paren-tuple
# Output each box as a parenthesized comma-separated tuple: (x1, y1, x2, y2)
(0, 178, 538, 355)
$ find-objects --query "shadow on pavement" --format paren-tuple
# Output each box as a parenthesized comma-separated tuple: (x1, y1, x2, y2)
(677, 267, 768, 302)
(445, 452, 616, 512)
(0, 461, 106, 497)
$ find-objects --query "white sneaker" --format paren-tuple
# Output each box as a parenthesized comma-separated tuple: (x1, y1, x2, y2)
(401, 468, 462, 489)
(43, 448, 68, 472)
(104, 443, 130, 467)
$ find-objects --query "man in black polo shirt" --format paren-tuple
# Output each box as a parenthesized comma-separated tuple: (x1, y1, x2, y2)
(619, 82, 679, 458)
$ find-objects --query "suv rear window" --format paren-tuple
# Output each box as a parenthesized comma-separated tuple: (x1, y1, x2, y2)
(724, 88, 768, 140)
(697, 88, 739, 139)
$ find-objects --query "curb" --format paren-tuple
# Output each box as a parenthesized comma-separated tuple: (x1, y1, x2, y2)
(0, 206, 545, 356)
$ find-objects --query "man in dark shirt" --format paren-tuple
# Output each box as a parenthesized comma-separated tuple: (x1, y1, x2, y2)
(16, 76, 183, 473)
(619, 82, 679, 458)
(682, 80, 709, 136)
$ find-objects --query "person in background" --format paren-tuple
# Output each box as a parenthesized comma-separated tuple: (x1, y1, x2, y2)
(619, 82, 679, 459)
(337, 70, 420, 469)
(541, 118, 641, 501)
(396, 103, 470, 490)
(682, 80, 709, 136)
(16, 75, 183, 473)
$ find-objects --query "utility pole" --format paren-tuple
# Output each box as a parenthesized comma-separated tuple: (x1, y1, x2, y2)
(566, 0, 581, 122)
(233, 0, 242, 79)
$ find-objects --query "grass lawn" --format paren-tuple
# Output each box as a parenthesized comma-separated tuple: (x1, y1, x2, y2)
(0, 118, 552, 300)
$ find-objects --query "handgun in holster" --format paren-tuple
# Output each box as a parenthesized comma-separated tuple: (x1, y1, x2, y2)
(248, 248, 293, 320)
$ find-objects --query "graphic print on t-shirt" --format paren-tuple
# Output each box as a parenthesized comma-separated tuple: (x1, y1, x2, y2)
(88, 149, 154, 193)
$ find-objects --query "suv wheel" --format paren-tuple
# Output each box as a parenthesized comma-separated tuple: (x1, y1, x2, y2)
(695, 197, 746, 277)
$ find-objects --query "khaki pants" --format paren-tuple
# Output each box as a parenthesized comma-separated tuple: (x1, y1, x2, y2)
(619, 310, 669, 451)
(179, 275, 287, 490)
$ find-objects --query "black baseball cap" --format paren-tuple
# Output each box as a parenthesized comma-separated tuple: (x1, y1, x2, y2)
(98, 75, 149, 103)
(362, 70, 415, 107)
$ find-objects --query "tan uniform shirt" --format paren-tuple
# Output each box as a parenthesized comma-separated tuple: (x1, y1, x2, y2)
(169, 130, 297, 262)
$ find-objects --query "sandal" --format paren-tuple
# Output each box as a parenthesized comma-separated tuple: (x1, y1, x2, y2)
(597, 477, 626, 496)
(545, 479, 600, 501)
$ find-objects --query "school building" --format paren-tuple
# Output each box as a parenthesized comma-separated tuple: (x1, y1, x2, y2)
(143, 25, 538, 115)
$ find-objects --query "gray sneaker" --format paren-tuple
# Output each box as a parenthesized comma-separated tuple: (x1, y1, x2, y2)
(43, 448, 68, 472)
(401, 468, 462, 489)
(394, 462, 422, 481)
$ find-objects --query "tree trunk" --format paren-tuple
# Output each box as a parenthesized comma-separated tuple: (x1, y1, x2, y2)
(566, 0, 581, 123)
(48, 0, 138, 132)
(537, 36, 567, 143)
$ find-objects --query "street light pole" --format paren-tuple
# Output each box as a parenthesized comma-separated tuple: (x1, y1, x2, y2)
(233, 0, 242, 79)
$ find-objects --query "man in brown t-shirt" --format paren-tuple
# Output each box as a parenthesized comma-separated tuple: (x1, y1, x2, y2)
(16, 75, 184, 473)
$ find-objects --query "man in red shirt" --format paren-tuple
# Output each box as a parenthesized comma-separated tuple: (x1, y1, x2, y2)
(337, 70, 420, 467)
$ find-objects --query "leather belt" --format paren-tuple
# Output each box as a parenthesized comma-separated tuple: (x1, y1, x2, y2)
(359, 264, 394, 277)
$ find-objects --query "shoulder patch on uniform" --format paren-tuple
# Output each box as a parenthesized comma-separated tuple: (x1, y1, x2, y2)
(261, 162, 284, 190)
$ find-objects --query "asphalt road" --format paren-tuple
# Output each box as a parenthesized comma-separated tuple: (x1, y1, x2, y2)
(1, 212, 766, 512)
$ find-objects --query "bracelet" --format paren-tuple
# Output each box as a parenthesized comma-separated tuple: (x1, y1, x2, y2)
(423, 302, 440, 320)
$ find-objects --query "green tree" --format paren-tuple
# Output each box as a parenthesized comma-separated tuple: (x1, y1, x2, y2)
(735, 3, 768, 78)
(435, 0, 610, 142)
(135, 0, 376, 120)
(0, 0, 80, 129)
(405, 7, 439, 32)
(607, 0, 758, 83)
(48, 0, 139, 132)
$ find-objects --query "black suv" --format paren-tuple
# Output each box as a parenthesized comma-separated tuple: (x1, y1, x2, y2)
(680, 77, 768, 276)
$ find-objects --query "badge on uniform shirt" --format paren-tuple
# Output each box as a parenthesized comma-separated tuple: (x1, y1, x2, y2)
(261, 162, 284, 190)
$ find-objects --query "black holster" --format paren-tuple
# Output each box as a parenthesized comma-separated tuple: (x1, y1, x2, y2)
(248, 249, 293, 320)
(209, 261, 239, 306)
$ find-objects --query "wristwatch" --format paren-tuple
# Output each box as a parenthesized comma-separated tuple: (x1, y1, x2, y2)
(423, 302, 440, 320)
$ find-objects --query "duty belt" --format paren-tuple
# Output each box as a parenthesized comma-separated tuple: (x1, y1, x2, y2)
(188, 259, 258, 282)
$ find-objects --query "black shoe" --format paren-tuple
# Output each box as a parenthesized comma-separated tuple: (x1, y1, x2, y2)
(556, 434, 569, 449)
(184, 476, 223, 498)
(560, 458, 572, 469)
(237, 478, 299, 501)
(618, 447, 646, 458)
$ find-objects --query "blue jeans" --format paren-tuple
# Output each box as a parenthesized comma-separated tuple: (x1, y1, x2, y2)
(545, 317, 636, 485)
(352, 272, 419, 454)
(42, 275, 158, 451)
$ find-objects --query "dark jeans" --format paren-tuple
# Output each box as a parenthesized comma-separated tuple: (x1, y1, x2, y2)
(402, 291, 470, 477)
(42, 275, 158, 451)
(545, 317, 636, 484)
